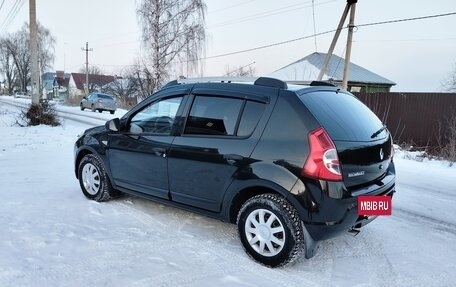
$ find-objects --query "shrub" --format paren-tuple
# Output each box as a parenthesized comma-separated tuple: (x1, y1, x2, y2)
(16, 101, 60, 127)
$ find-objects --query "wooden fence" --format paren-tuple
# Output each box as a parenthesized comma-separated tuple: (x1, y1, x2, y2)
(354, 92, 456, 148)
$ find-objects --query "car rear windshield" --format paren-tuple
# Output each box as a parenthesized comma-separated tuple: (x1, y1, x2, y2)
(299, 91, 387, 142)
(98, 94, 113, 100)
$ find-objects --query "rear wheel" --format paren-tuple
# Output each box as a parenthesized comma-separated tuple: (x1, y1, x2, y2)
(78, 154, 119, 201)
(110, 111, 115, 115)
(80, 103, 84, 111)
(237, 193, 305, 267)
(98, 110, 102, 113)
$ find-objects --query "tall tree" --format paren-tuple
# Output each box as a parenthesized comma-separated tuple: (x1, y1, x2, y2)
(0, 37, 17, 94)
(137, 0, 206, 93)
(2, 22, 55, 93)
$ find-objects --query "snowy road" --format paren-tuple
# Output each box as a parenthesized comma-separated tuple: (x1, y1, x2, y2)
(0, 100, 455, 286)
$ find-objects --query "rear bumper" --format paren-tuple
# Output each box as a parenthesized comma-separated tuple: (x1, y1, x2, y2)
(292, 168, 396, 241)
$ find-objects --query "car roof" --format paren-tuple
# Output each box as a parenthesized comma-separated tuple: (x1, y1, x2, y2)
(161, 77, 338, 94)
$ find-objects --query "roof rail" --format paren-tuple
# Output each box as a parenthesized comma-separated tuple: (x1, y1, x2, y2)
(173, 76, 287, 89)
(309, 81, 335, 87)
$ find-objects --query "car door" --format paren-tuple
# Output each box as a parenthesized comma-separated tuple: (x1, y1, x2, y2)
(168, 89, 269, 212)
(107, 95, 185, 199)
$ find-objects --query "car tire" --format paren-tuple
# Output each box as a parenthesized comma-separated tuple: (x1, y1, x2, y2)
(80, 104, 84, 111)
(91, 105, 96, 112)
(237, 193, 305, 267)
(110, 111, 115, 115)
(78, 154, 119, 202)
(98, 110, 102, 113)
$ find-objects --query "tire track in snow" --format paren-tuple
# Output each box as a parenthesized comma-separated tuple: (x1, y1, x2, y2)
(394, 207, 456, 236)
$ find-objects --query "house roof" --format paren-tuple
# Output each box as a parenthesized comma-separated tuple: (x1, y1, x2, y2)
(41, 72, 71, 90)
(71, 73, 116, 90)
(269, 52, 396, 86)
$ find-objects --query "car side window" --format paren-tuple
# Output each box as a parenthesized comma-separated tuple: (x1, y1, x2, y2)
(184, 96, 244, 136)
(129, 97, 183, 135)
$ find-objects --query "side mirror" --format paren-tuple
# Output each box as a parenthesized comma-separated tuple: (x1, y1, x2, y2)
(106, 118, 120, 132)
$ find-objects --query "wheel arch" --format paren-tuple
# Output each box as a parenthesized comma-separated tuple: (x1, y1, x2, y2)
(223, 179, 300, 224)
(74, 147, 102, 179)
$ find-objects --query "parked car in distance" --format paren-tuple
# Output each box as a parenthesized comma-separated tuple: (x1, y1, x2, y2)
(74, 77, 395, 267)
(80, 93, 116, 114)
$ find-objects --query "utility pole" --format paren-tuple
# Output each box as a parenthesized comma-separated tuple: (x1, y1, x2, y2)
(29, 0, 40, 104)
(317, 0, 357, 90)
(342, 1, 357, 90)
(81, 42, 93, 95)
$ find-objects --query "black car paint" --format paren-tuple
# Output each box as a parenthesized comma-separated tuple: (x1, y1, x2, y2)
(74, 82, 395, 251)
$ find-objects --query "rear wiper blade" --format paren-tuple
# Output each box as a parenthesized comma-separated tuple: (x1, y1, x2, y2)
(371, 125, 387, 139)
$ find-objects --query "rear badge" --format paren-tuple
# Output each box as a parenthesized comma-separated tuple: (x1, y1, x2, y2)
(348, 171, 365, 178)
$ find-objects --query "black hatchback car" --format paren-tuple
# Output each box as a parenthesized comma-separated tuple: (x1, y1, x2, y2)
(74, 77, 395, 267)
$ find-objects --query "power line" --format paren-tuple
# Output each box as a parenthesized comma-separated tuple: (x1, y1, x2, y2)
(91, 11, 456, 68)
(209, 0, 258, 14)
(0, 0, 25, 33)
(199, 11, 456, 62)
(0, 0, 7, 12)
(208, 0, 335, 30)
(357, 11, 456, 28)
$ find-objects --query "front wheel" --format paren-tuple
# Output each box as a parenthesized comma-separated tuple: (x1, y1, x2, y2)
(91, 105, 96, 112)
(80, 104, 84, 111)
(237, 193, 305, 267)
(110, 111, 115, 115)
(78, 154, 118, 202)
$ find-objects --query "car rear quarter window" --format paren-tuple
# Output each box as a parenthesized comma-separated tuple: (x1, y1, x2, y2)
(299, 91, 386, 142)
(237, 101, 266, 137)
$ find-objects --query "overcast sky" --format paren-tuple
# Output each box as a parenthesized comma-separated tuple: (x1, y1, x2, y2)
(1, 0, 455, 92)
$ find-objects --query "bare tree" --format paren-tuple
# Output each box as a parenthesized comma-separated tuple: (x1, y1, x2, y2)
(224, 64, 256, 77)
(0, 37, 17, 94)
(137, 0, 206, 93)
(78, 65, 104, 76)
(78, 65, 106, 93)
(102, 69, 140, 108)
(4, 31, 30, 93)
(1, 22, 55, 93)
(442, 62, 456, 92)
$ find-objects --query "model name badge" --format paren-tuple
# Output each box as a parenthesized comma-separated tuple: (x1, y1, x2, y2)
(348, 171, 365, 178)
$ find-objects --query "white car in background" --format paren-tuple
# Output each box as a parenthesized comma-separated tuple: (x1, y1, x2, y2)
(80, 93, 117, 114)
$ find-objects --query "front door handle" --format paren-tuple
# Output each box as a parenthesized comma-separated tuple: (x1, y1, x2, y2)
(224, 154, 243, 165)
(153, 147, 167, 157)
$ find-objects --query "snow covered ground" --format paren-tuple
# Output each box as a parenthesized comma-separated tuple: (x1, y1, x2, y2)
(0, 99, 455, 287)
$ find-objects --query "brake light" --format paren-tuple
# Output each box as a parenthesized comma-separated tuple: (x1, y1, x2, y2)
(302, 127, 342, 181)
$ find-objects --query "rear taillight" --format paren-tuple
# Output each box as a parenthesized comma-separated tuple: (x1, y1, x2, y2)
(302, 127, 342, 182)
